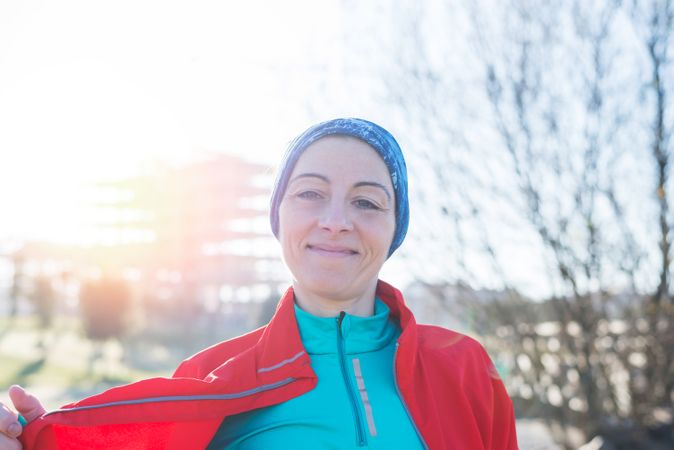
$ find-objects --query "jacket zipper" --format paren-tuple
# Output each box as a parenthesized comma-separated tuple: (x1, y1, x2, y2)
(393, 342, 430, 450)
(337, 311, 367, 447)
(43, 377, 297, 417)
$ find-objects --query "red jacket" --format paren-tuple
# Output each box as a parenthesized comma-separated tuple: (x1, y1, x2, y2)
(20, 281, 518, 449)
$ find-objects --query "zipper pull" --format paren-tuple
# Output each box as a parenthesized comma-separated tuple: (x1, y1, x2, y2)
(337, 311, 346, 328)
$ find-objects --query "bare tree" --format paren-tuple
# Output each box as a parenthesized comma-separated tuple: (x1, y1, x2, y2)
(27, 274, 57, 352)
(79, 276, 132, 373)
(6, 253, 25, 325)
(618, 5, 674, 447)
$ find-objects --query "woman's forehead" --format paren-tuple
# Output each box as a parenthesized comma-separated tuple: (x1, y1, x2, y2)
(292, 135, 390, 178)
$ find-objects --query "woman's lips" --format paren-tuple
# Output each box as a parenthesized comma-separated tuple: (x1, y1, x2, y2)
(307, 244, 358, 257)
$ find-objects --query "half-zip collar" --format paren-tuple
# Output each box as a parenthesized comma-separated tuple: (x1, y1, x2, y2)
(293, 299, 398, 355)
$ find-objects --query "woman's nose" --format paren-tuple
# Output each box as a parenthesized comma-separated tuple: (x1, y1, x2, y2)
(318, 201, 354, 233)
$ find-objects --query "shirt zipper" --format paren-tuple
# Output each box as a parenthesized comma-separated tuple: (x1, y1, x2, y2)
(393, 342, 430, 450)
(337, 311, 367, 447)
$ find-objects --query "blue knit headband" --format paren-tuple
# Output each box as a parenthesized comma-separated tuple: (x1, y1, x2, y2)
(270, 118, 409, 257)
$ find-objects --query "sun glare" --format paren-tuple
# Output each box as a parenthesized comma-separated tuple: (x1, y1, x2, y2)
(0, 0, 342, 246)
(0, 60, 195, 244)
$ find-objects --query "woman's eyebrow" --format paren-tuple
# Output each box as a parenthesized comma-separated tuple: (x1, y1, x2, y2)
(288, 173, 329, 184)
(354, 181, 391, 200)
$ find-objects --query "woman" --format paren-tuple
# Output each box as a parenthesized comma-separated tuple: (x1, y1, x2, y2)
(0, 118, 518, 449)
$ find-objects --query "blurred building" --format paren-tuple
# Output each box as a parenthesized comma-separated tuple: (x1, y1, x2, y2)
(89, 154, 285, 291)
(1, 154, 289, 336)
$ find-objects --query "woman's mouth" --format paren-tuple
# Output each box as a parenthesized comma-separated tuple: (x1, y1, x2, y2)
(307, 244, 358, 257)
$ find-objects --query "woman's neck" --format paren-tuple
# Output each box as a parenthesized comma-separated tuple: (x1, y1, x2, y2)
(292, 284, 377, 318)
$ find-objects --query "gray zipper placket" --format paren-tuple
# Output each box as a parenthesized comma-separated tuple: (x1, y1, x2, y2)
(393, 342, 430, 450)
(337, 311, 368, 447)
(43, 377, 297, 417)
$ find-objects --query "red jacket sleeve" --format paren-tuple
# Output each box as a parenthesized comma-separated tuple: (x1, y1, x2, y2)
(485, 351, 518, 450)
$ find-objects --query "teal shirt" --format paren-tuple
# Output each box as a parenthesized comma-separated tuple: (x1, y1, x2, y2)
(206, 299, 425, 449)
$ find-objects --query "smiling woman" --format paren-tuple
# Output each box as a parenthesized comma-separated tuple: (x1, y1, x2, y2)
(0, 118, 519, 450)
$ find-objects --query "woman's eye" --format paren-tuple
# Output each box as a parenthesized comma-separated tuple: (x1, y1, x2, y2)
(354, 199, 380, 210)
(297, 191, 322, 200)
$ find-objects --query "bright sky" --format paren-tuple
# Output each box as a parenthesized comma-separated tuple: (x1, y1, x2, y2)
(0, 0, 351, 243)
(0, 0, 560, 298)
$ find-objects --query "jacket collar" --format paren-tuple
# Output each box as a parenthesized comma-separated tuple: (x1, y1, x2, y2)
(252, 280, 419, 383)
(373, 280, 419, 384)
(249, 285, 314, 383)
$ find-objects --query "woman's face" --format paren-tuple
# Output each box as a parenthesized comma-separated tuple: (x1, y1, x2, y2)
(278, 136, 396, 309)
